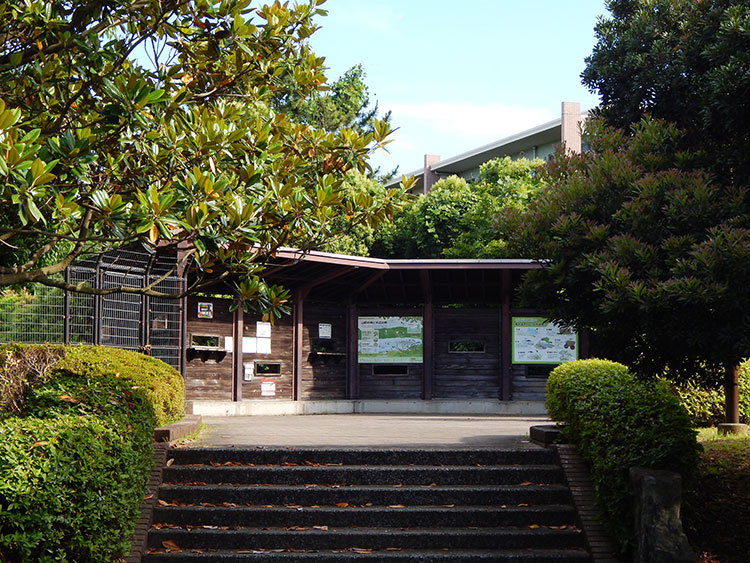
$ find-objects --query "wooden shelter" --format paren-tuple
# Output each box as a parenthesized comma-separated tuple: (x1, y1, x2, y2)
(183, 250, 585, 414)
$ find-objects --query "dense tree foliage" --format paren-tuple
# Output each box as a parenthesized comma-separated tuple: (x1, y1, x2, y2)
(576, 0, 750, 420)
(0, 0, 403, 316)
(319, 170, 407, 256)
(501, 118, 750, 388)
(278, 63, 390, 135)
(582, 0, 750, 187)
(372, 157, 546, 259)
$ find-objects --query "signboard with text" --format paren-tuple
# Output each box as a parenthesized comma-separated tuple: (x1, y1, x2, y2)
(357, 316, 423, 364)
(512, 317, 578, 364)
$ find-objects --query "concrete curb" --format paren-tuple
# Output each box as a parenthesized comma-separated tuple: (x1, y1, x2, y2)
(126, 442, 168, 563)
(153, 415, 202, 442)
(555, 444, 622, 563)
(186, 399, 547, 417)
(126, 415, 202, 562)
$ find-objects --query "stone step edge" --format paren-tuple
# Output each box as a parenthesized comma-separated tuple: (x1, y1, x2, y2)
(553, 444, 621, 563)
(168, 448, 556, 465)
(143, 547, 593, 561)
(127, 442, 170, 563)
(155, 415, 203, 443)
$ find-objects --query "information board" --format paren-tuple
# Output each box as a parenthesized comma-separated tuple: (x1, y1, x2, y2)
(512, 317, 578, 364)
(358, 316, 423, 364)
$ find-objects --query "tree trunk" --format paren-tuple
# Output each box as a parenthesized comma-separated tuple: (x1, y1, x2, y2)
(725, 364, 740, 424)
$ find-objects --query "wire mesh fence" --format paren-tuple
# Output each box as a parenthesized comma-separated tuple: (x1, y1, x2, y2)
(0, 250, 184, 370)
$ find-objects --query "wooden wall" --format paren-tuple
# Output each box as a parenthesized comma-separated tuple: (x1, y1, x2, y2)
(359, 364, 424, 399)
(433, 308, 501, 399)
(356, 308, 425, 400)
(300, 305, 348, 400)
(184, 297, 234, 401)
(240, 313, 294, 400)
(183, 297, 554, 403)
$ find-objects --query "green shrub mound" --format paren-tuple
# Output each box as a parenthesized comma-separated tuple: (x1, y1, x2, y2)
(0, 344, 185, 562)
(670, 362, 750, 426)
(546, 359, 701, 554)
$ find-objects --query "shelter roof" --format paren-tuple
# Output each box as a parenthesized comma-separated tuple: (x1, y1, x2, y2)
(260, 249, 541, 305)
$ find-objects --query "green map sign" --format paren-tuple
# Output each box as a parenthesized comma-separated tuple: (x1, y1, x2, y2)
(358, 316, 423, 364)
(512, 317, 578, 364)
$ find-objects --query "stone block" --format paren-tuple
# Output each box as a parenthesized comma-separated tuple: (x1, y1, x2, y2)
(630, 466, 694, 563)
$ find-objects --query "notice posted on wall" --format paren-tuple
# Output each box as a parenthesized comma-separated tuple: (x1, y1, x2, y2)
(358, 316, 423, 364)
(512, 317, 578, 364)
(260, 380, 276, 397)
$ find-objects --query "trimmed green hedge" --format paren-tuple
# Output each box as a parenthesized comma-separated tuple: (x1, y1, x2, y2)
(546, 359, 701, 554)
(0, 344, 184, 562)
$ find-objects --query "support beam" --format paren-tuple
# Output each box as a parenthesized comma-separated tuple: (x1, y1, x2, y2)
(420, 270, 434, 401)
(347, 303, 359, 399)
(63, 268, 70, 345)
(292, 289, 309, 401)
(500, 270, 512, 401)
(232, 303, 244, 402)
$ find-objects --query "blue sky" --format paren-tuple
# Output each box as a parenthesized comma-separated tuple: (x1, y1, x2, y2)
(307, 0, 610, 175)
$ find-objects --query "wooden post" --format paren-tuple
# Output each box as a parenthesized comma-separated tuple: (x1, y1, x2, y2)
(726, 364, 740, 424)
(292, 289, 308, 402)
(347, 303, 359, 399)
(420, 270, 433, 401)
(232, 303, 244, 402)
(63, 267, 70, 345)
(500, 270, 512, 401)
(718, 364, 747, 435)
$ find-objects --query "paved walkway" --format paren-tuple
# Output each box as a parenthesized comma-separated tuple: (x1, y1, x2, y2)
(190, 414, 550, 449)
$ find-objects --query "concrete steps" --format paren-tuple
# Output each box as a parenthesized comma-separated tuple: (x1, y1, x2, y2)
(143, 448, 590, 562)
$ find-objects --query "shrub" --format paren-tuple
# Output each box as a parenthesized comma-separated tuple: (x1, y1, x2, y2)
(0, 344, 63, 415)
(0, 415, 152, 561)
(53, 345, 184, 426)
(0, 344, 185, 562)
(670, 361, 750, 426)
(546, 359, 701, 554)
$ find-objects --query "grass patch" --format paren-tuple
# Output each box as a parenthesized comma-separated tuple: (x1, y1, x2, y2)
(683, 430, 750, 563)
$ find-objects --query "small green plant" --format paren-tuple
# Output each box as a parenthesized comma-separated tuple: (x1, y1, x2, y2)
(546, 358, 701, 554)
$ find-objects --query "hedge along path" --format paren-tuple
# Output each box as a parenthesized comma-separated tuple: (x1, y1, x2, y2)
(545, 358, 701, 555)
(0, 344, 185, 563)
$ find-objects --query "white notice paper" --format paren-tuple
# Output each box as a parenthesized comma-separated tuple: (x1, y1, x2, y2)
(256, 338, 271, 354)
(242, 337, 257, 354)
(256, 321, 272, 338)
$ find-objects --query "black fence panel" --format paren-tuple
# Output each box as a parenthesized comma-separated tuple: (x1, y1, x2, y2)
(0, 249, 184, 371)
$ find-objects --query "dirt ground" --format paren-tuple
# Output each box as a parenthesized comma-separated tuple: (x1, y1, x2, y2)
(682, 434, 750, 563)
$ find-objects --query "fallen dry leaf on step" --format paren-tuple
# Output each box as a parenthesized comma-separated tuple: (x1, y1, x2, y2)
(162, 540, 181, 553)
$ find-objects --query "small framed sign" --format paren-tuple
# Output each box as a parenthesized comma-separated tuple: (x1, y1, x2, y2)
(318, 323, 332, 339)
(261, 380, 276, 397)
(197, 302, 213, 319)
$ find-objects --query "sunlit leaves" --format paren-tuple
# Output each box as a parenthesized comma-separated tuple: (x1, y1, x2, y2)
(0, 0, 402, 314)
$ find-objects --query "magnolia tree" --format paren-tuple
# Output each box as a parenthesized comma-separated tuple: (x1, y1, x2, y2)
(0, 0, 407, 318)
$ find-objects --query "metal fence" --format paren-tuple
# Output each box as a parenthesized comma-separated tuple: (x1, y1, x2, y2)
(0, 249, 185, 371)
